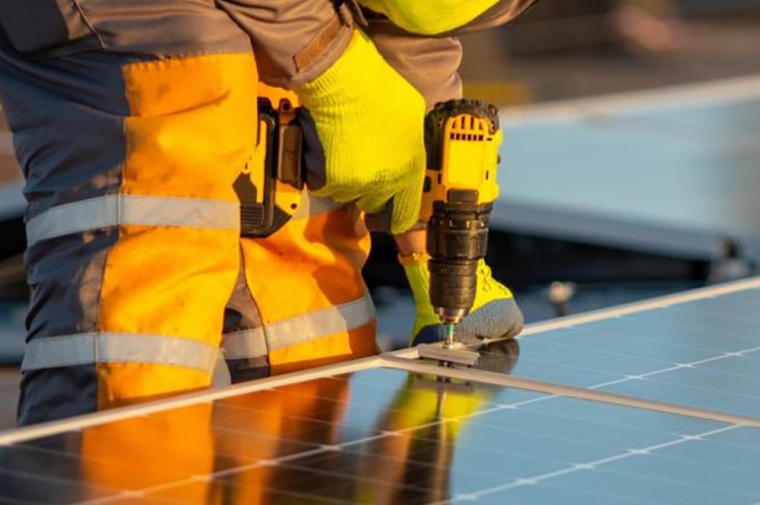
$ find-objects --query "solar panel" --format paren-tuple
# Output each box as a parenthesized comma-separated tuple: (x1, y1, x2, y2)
(3, 279, 760, 504)
(495, 78, 760, 260)
(3, 366, 758, 505)
(484, 285, 760, 419)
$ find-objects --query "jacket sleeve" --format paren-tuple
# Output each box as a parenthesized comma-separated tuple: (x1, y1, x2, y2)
(215, 0, 355, 89)
(362, 0, 538, 110)
(365, 20, 463, 112)
(358, 0, 538, 36)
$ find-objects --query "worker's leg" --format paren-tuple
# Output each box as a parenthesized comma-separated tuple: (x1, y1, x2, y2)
(222, 195, 378, 379)
(254, 198, 379, 375)
(222, 260, 270, 383)
(0, 2, 257, 425)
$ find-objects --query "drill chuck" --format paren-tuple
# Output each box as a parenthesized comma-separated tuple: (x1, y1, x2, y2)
(428, 200, 492, 325)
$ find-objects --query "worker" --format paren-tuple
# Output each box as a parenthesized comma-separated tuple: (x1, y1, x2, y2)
(0, 0, 535, 426)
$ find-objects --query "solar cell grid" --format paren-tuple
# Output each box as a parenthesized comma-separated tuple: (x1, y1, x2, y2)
(4, 280, 760, 503)
(1, 360, 759, 505)
(479, 287, 760, 420)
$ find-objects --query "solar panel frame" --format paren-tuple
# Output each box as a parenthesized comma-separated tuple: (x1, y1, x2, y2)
(3, 276, 760, 448)
(461, 280, 760, 420)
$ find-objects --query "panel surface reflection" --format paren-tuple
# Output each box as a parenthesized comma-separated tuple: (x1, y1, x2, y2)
(502, 288, 760, 418)
(2, 340, 760, 504)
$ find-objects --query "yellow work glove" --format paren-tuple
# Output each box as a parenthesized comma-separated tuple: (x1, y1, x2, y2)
(359, 0, 499, 35)
(400, 253, 524, 346)
(295, 29, 426, 235)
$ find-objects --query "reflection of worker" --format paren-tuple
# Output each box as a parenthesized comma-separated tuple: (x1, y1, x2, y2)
(33, 341, 516, 504)
(0, 378, 352, 504)
(0, 0, 533, 426)
(352, 340, 520, 502)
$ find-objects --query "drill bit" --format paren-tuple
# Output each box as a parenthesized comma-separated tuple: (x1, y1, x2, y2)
(443, 323, 456, 349)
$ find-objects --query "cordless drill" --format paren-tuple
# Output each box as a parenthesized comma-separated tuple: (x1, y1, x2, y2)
(420, 99, 502, 351)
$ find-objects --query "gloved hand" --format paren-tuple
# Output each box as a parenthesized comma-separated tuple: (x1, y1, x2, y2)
(296, 29, 426, 234)
(400, 253, 524, 346)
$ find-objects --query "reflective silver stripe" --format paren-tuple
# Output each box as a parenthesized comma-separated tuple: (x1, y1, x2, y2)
(21, 333, 219, 373)
(266, 294, 375, 352)
(26, 194, 239, 246)
(211, 350, 232, 388)
(219, 294, 376, 360)
(22, 296, 376, 369)
(221, 328, 268, 360)
(292, 193, 349, 220)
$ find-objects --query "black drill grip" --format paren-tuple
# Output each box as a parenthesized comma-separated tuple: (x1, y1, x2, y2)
(429, 259, 479, 314)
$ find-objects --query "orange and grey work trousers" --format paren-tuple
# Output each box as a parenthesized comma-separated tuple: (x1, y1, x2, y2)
(0, 2, 377, 426)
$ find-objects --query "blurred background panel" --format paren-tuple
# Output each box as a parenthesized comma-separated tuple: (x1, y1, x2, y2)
(3, 0, 760, 428)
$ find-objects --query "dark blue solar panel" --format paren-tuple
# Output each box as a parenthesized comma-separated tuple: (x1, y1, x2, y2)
(488, 287, 760, 419)
(2, 365, 759, 505)
(3, 284, 760, 503)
